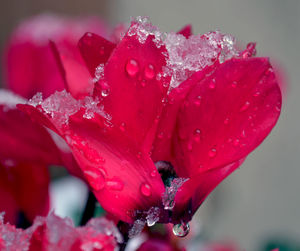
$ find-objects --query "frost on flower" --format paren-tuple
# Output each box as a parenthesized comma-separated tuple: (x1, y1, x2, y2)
(29, 90, 111, 126)
(165, 31, 239, 89)
(145, 207, 160, 227)
(92, 63, 105, 83)
(128, 220, 146, 239)
(0, 212, 119, 250)
(162, 178, 189, 210)
(128, 16, 165, 48)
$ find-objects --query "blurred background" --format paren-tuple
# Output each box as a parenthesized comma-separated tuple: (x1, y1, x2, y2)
(0, 0, 299, 250)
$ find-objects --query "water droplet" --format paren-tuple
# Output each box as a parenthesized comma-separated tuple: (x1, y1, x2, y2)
(193, 129, 201, 142)
(193, 96, 201, 106)
(224, 118, 229, 125)
(141, 80, 146, 87)
(172, 222, 190, 237)
(140, 182, 152, 197)
(119, 122, 126, 132)
(209, 79, 216, 89)
(150, 170, 157, 177)
(126, 59, 139, 77)
(240, 101, 250, 112)
(253, 91, 260, 97)
(208, 148, 217, 158)
(157, 132, 164, 139)
(233, 138, 240, 146)
(99, 46, 105, 55)
(144, 64, 155, 80)
(84, 169, 105, 191)
(101, 89, 109, 97)
(106, 178, 124, 191)
(275, 105, 281, 112)
(231, 81, 237, 88)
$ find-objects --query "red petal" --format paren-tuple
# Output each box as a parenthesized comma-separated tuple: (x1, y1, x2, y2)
(0, 162, 50, 224)
(173, 159, 244, 220)
(97, 23, 170, 151)
(78, 32, 116, 76)
(152, 65, 216, 162)
(4, 40, 65, 99)
(19, 92, 165, 223)
(177, 24, 192, 38)
(0, 92, 61, 165)
(173, 58, 281, 178)
(4, 14, 109, 99)
(50, 41, 92, 99)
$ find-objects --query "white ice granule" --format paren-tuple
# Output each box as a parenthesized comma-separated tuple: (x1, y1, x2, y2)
(30, 90, 111, 127)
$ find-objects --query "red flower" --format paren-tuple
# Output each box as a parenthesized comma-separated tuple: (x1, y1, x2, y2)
(3, 14, 108, 99)
(0, 91, 60, 224)
(20, 17, 282, 231)
(0, 213, 120, 250)
(0, 14, 108, 224)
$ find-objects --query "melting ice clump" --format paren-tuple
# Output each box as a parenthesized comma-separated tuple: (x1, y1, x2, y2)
(29, 90, 111, 126)
(162, 178, 189, 210)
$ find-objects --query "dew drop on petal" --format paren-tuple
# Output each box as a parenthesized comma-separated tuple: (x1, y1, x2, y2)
(140, 182, 152, 197)
(231, 81, 237, 88)
(106, 178, 124, 191)
(193, 96, 202, 106)
(233, 138, 240, 146)
(240, 101, 250, 112)
(172, 222, 190, 237)
(150, 170, 157, 177)
(224, 118, 229, 125)
(208, 148, 217, 158)
(101, 89, 109, 97)
(84, 169, 105, 191)
(119, 122, 126, 132)
(209, 78, 216, 89)
(144, 64, 156, 80)
(193, 129, 201, 142)
(126, 59, 139, 77)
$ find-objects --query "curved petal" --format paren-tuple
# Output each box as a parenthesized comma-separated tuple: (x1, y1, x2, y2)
(95, 21, 171, 151)
(0, 90, 61, 165)
(173, 58, 282, 178)
(151, 65, 216, 162)
(19, 91, 165, 223)
(173, 159, 244, 221)
(49, 40, 92, 99)
(4, 40, 65, 99)
(78, 32, 116, 76)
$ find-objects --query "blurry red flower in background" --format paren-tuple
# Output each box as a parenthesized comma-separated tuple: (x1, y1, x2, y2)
(3, 14, 109, 99)
(19, 16, 282, 234)
(0, 14, 108, 224)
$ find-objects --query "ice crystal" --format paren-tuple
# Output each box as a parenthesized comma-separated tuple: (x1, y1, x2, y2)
(128, 220, 145, 238)
(145, 207, 160, 227)
(162, 178, 189, 210)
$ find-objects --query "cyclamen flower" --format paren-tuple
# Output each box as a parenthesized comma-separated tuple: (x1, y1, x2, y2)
(0, 212, 120, 250)
(3, 14, 108, 99)
(0, 14, 108, 224)
(20, 17, 282, 234)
